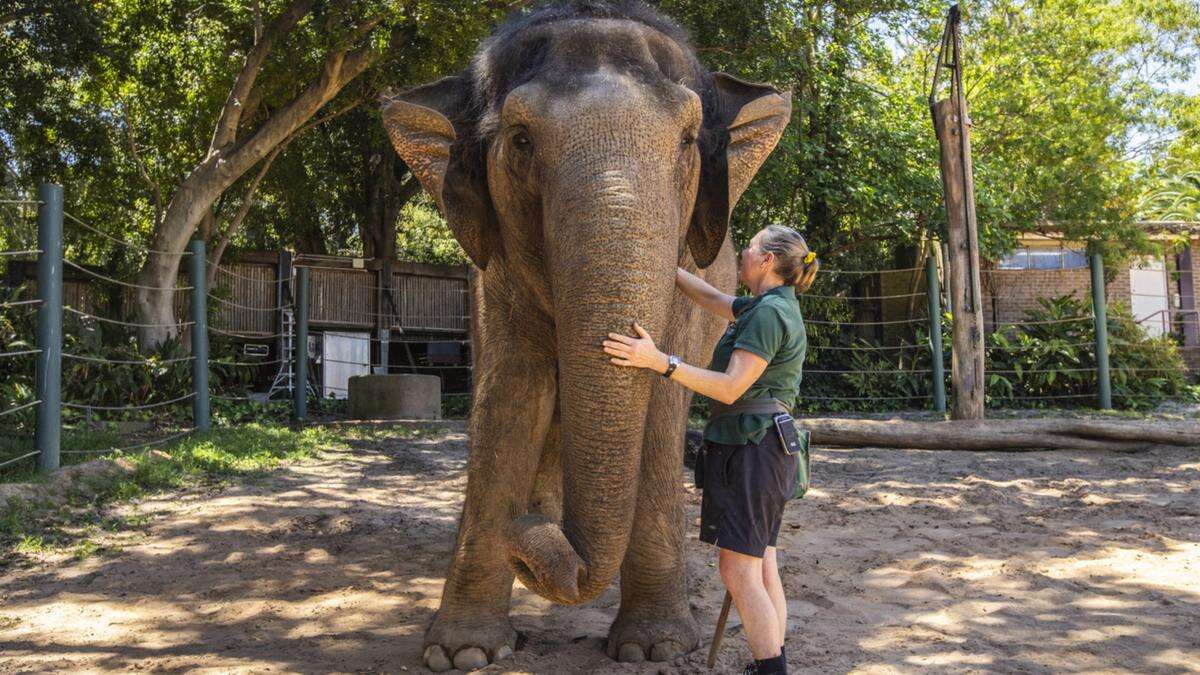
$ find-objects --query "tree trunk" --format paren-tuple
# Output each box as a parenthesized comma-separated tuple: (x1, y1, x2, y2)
(795, 417, 1200, 453)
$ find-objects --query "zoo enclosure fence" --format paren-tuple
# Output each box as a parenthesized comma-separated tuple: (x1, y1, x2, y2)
(3, 183, 1191, 474)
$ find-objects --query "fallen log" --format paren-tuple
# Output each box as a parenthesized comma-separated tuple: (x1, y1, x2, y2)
(795, 417, 1200, 453)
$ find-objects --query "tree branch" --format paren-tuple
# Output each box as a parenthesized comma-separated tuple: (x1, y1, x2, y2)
(210, 0, 313, 153)
(120, 101, 165, 230)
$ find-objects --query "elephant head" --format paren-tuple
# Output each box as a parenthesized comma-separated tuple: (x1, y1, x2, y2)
(382, 3, 790, 605)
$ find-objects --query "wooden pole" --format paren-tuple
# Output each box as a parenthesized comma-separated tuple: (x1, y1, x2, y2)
(932, 98, 985, 419)
(707, 591, 733, 669)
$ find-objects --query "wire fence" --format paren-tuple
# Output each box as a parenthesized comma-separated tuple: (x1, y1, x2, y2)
(2, 186, 475, 476)
(4, 182, 1200, 476)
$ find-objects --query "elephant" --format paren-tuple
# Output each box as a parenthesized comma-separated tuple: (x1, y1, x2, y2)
(380, 2, 791, 671)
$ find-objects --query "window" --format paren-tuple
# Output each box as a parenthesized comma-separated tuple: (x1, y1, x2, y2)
(997, 246, 1088, 270)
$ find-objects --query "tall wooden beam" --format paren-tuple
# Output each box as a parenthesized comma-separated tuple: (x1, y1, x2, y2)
(930, 4, 985, 420)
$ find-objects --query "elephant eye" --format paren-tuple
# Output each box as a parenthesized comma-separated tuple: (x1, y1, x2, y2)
(512, 131, 533, 152)
(681, 132, 696, 147)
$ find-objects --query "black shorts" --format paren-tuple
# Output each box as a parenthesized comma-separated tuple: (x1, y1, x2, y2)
(698, 430, 799, 558)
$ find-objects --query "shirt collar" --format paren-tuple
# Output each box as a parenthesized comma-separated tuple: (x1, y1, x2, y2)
(761, 284, 795, 300)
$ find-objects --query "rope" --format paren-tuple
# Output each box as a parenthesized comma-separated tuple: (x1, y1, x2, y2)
(0, 400, 40, 418)
(66, 306, 194, 329)
(805, 368, 934, 375)
(63, 352, 195, 366)
(0, 199, 42, 205)
(209, 327, 288, 339)
(60, 428, 195, 456)
(207, 260, 295, 284)
(0, 249, 42, 257)
(0, 349, 42, 360)
(800, 394, 931, 401)
(800, 291, 927, 301)
(65, 392, 195, 411)
(63, 211, 192, 256)
(210, 358, 286, 367)
(988, 393, 1095, 400)
(988, 340, 1099, 350)
(991, 316, 1094, 327)
(64, 259, 192, 292)
(0, 451, 40, 470)
(0, 299, 42, 309)
(207, 294, 292, 312)
(805, 317, 926, 326)
(818, 266, 925, 275)
(808, 343, 927, 352)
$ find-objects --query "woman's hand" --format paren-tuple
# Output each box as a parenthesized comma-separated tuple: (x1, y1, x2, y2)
(603, 322, 668, 373)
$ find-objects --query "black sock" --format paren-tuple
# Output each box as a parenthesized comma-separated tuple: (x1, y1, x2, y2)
(754, 654, 787, 674)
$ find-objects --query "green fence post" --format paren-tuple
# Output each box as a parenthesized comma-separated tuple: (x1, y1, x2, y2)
(1090, 252, 1112, 409)
(188, 239, 210, 432)
(293, 266, 309, 422)
(35, 183, 63, 472)
(926, 253, 947, 414)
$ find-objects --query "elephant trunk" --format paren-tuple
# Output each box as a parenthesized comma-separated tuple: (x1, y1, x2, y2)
(507, 164, 677, 605)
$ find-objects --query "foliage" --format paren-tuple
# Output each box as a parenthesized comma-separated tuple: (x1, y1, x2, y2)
(985, 295, 1195, 409)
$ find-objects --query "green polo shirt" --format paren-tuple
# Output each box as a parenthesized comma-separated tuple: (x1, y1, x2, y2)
(702, 284, 807, 446)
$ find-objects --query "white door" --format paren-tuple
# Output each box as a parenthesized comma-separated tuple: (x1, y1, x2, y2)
(321, 331, 370, 399)
(1129, 257, 1169, 338)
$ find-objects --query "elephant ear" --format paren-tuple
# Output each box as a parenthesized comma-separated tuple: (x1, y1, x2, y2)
(381, 74, 499, 270)
(688, 73, 792, 268)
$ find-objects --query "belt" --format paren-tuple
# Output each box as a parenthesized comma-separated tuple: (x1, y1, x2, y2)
(708, 397, 790, 420)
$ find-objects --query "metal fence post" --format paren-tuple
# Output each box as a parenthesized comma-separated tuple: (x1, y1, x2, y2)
(188, 239, 210, 432)
(1090, 252, 1113, 409)
(293, 266, 309, 422)
(35, 183, 63, 472)
(926, 253, 948, 413)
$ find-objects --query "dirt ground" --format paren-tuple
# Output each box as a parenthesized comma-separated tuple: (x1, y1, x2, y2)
(1, 421, 1198, 674)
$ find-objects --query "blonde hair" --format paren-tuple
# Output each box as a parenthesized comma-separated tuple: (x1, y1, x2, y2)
(759, 224, 819, 293)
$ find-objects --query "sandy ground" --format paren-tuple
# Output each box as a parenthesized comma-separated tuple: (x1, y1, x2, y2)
(1, 422, 1198, 674)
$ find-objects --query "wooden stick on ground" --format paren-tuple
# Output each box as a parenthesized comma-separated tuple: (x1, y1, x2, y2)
(707, 591, 733, 669)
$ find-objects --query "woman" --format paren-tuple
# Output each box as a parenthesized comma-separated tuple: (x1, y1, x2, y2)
(602, 224, 817, 675)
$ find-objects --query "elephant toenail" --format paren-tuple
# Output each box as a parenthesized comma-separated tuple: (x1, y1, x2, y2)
(453, 646, 489, 671)
(650, 639, 685, 661)
(618, 642, 646, 662)
(424, 645, 452, 672)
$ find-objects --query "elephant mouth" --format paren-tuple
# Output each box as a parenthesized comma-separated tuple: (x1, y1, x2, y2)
(508, 514, 589, 605)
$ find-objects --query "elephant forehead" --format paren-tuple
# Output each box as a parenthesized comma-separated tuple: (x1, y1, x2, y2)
(473, 18, 701, 131)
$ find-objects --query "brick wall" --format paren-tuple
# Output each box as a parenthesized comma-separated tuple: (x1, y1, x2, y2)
(1180, 239, 1200, 371)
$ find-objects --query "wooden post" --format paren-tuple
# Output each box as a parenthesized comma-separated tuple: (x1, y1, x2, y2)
(930, 5, 985, 420)
(376, 259, 392, 374)
(932, 99, 985, 419)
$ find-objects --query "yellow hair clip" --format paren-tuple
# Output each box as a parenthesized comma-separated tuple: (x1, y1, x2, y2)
(804, 251, 817, 264)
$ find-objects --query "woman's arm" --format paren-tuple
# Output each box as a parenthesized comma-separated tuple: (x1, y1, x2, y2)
(676, 267, 736, 322)
(603, 323, 767, 404)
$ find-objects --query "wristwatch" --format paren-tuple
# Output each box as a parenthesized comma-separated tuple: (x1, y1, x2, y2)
(662, 354, 682, 379)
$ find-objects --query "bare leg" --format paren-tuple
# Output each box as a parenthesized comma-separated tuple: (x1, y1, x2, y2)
(719, 548, 781, 660)
(762, 546, 787, 645)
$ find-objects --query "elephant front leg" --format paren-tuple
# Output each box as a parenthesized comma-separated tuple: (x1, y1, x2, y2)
(607, 381, 700, 663)
(423, 353, 557, 672)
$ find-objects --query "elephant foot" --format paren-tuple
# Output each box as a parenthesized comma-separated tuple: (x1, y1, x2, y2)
(605, 607, 699, 663)
(423, 612, 517, 672)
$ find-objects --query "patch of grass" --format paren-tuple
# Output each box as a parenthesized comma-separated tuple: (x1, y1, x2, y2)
(0, 422, 347, 565)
